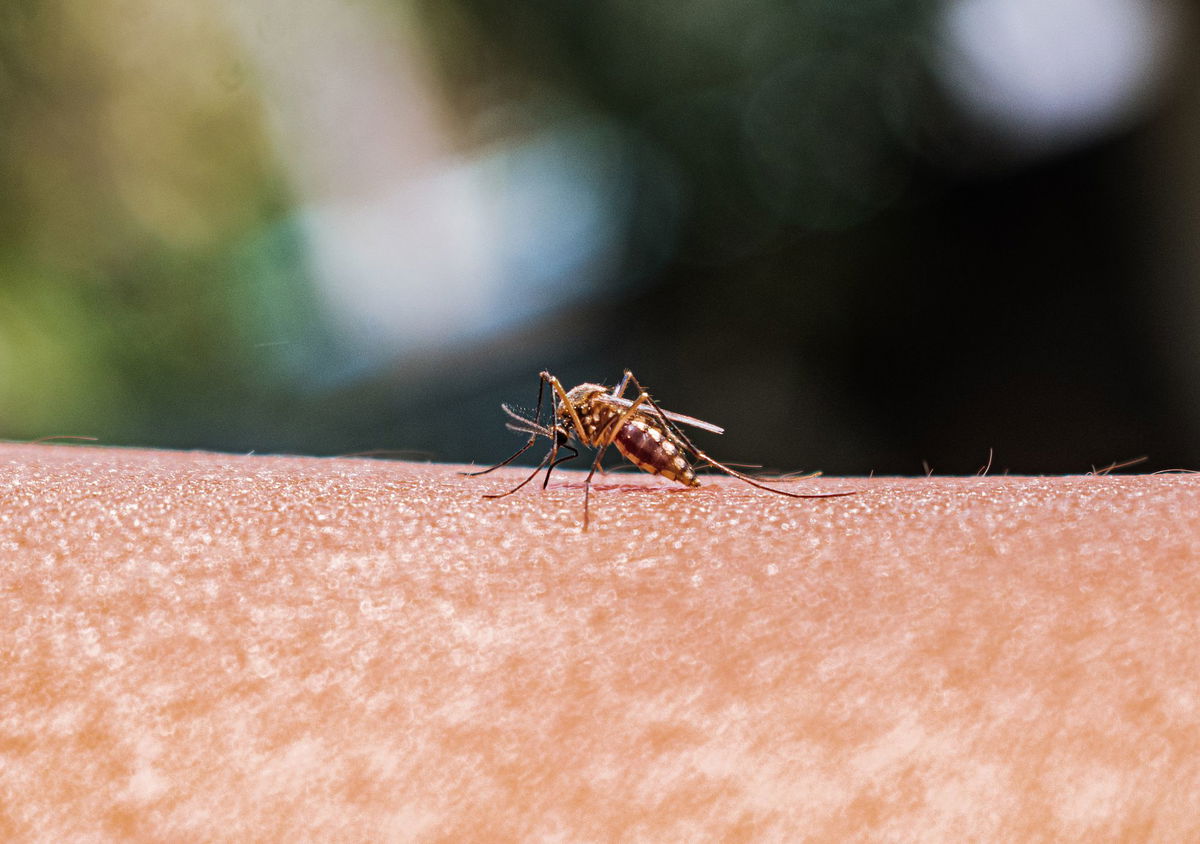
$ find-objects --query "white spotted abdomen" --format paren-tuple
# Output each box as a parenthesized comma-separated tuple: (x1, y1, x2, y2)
(613, 419, 698, 487)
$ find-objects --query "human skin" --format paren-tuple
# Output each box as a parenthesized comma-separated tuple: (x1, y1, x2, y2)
(0, 443, 1197, 840)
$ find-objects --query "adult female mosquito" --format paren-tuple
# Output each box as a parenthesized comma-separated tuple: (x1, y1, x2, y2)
(465, 370, 856, 528)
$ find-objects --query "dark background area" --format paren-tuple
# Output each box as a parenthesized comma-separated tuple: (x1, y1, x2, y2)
(1, 0, 1197, 476)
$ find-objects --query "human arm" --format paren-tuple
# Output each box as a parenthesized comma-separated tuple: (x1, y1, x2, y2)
(1, 444, 1196, 839)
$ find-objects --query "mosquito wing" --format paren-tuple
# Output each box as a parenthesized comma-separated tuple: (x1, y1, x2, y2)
(594, 394, 725, 435)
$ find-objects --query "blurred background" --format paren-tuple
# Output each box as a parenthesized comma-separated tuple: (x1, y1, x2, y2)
(1, 0, 1198, 475)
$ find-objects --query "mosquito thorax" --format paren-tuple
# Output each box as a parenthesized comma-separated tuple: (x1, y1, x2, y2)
(560, 382, 612, 444)
(564, 383, 607, 405)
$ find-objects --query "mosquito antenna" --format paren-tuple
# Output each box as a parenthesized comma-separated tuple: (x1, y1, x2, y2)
(502, 404, 555, 438)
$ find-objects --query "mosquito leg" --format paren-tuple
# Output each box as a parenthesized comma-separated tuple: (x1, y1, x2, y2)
(620, 370, 856, 500)
(578, 391, 653, 529)
(482, 447, 555, 499)
(584, 473, 592, 530)
(580, 444, 614, 530)
(618, 370, 699, 450)
(600, 390, 650, 446)
(462, 372, 553, 476)
(620, 369, 728, 468)
(690, 449, 857, 499)
(587, 390, 650, 472)
(611, 370, 632, 399)
(461, 436, 538, 476)
(580, 456, 602, 530)
(540, 371, 588, 442)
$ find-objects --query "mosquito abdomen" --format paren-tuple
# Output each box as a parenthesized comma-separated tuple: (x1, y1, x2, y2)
(614, 419, 699, 487)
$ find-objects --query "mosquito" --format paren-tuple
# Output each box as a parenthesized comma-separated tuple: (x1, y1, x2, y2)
(465, 370, 856, 528)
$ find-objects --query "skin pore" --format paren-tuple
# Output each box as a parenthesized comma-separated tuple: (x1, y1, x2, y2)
(1, 443, 1197, 839)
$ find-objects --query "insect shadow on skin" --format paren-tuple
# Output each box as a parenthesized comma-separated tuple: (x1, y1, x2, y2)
(464, 369, 857, 529)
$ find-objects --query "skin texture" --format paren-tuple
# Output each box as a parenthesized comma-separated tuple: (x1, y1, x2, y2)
(1, 443, 1198, 840)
